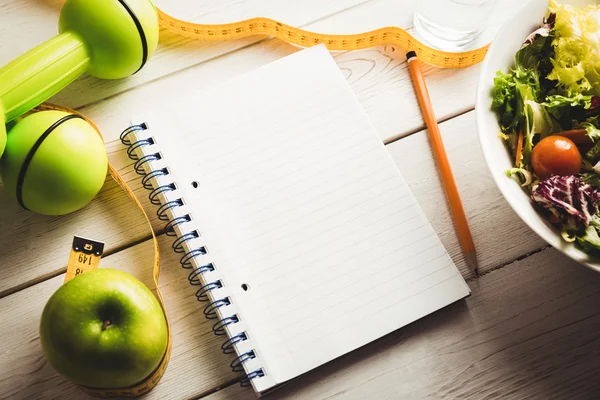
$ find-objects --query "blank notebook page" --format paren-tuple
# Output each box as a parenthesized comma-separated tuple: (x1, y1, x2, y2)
(144, 45, 470, 393)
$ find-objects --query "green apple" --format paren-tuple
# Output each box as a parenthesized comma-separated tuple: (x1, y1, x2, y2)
(40, 268, 168, 389)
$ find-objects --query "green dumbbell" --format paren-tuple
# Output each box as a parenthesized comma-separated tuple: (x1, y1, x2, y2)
(1, 111, 108, 215)
(0, 0, 159, 157)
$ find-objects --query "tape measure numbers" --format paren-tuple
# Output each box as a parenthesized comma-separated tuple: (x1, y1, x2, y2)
(65, 236, 104, 283)
(155, 8, 490, 69)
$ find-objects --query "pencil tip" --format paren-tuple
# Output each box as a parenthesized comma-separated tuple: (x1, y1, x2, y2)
(466, 252, 479, 277)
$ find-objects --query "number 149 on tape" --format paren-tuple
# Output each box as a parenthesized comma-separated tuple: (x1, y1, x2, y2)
(64, 236, 105, 283)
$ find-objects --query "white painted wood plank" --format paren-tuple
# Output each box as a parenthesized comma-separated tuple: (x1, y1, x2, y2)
(205, 383, 255, 400)
(293, 0, 415, 34)
(0, 0, 523, 143)
(206, 246, 600, 400)
(0, 0, 371, 111)
(61, 41, 476, 145)
(57, 28, 497, 145)
(154, 0, 376, 25)
(60, 29, 477, 144)
(388, 111, 547, 279)
(0, 235, 240, 400)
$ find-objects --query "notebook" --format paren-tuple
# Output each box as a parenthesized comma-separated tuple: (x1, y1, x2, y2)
(120, 44, 470, 395)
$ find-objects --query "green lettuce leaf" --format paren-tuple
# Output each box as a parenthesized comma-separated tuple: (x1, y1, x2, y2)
(541, 93, 595, 128)
(584, 120, 600, 142)
(491, 62, 542, 134)
(548, 1, 600, 96)
(581, 172, 600, 188)
(492, 14, 557, 138)
(523, 99, 561, 165)
(577, 216, 600, 253)
(492, 71, 521, 132)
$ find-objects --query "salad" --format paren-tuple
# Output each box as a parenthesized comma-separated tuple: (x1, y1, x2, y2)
(492, 1, 600, 254)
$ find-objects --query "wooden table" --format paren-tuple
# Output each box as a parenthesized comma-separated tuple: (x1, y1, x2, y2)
(2, 0, 600, 399)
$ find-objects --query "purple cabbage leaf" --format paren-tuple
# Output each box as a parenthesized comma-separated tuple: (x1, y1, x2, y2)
(531, 175, 600, 226)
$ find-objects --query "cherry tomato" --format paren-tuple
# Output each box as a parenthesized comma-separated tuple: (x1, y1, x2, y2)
(531, 136, 581, 180)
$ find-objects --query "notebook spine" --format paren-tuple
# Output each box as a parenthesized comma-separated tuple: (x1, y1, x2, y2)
(120, 123, 265, 388)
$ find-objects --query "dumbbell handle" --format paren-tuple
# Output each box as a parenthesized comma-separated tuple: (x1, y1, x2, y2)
(0, 32, 90, 122)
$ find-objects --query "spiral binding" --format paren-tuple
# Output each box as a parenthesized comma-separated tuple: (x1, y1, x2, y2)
(241, 369, 266, 387)
(165, 215, 191, 236)
(172, 230, 198, 252)
(187, 263, 214, 283)
(157, 199, 184, 221)
(142, 167, 169, 190)
(230, 350, 256, 372)
(134, 153, 162, 174)
(221, 332, 247, 354)
(214, 315, 239, 336)
(121, 123, 264, 387)
(149, 183, 176, 205)
(193, 279, 222, 299)
(119, 123, 147, 145)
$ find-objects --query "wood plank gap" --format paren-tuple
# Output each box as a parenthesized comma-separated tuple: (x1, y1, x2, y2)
(194, 376, 246, 400)
(466, 245, 551, 283)
(383, 105, 475, 145)
(0, 231, 166, 299)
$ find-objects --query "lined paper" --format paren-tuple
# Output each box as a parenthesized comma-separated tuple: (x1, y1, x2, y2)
(147, 45, 470, 393)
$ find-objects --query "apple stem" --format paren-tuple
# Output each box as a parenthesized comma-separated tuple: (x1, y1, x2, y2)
(102, 320, 111, 331)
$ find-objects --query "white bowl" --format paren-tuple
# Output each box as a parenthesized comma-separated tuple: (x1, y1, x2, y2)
(475, 0, 600, 272)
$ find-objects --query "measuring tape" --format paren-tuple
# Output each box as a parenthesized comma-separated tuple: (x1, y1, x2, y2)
(154, 7, 490, 69)
(35, 103, 172, 398)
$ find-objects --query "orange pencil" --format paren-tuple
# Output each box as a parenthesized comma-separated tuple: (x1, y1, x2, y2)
(406, 51, 479, 276)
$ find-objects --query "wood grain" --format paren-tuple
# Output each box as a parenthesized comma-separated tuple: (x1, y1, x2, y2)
(0, 235, 240, 400)
(206, 246, 600, 400)
(71, 36, 479, 145)
(0, 0, 522, 142)
(0, 0, 371, 111)
(0, 0, 523, 294)
(389, 111, 547, 279)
